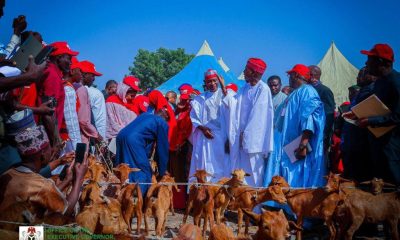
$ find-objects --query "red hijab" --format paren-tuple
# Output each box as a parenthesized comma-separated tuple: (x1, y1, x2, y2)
(131, 95, 149, 115)
(148, 90, 177, 150)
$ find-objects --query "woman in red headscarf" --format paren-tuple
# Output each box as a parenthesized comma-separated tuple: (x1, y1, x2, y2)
(105, 82, 138, 140)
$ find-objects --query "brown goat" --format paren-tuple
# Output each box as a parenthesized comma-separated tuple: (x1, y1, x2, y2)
(360, 177, 397, 195)
(269, 174, 354, 240)
(172, 223, 204, 240)
(242, 208, 302, 240)
(76, 196, 128, 235)
(227, 185, 287, 236)
(183, 169, 212, 223)
(214, 169, 251, 225)
(118, 183, 143, 234)
(183, 169, 215, 235)
(144, 174, 179, 237)
(336, 187, 400, 240)
(113, 163, 141, 184)
(209, 223, 239, 240)
(80, 180, 104, 207)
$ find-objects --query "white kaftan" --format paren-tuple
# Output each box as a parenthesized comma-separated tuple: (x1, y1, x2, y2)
(189, 89, 229, 182)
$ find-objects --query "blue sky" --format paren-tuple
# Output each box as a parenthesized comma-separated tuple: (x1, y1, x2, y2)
(1, 0, 399, 89)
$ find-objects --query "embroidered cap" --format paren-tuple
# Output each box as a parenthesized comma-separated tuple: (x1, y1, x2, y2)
(15, 125, 50, 156)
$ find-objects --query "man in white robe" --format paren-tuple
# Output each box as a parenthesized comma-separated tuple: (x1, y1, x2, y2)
(224, 58, 274, 187)
(189, 69, 229, 182)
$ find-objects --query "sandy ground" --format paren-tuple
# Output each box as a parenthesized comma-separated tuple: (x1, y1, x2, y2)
(128, 209, 386, 240)
(129, 209, 258, 239)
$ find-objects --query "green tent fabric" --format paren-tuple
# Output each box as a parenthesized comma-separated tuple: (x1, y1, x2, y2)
(317, 42, 359, 106)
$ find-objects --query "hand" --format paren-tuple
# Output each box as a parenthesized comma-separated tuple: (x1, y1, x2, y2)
(59, 152, 75, 165)
(294, 147, 307, 160)
(74, 153, 88, 183)
(199, 126, 214, 139)
(356, 118, 369, 128)
(37, 100, 55, 115)
(12, 15, 27, 35)
(64, 164, 74, 183)
(342, 111, 357, 120)
(25, 55, 47, 82)
(96, 134, 104, 143)
(217, 74, 225, 86)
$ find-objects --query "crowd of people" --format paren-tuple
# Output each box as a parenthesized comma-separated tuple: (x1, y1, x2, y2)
(0, 14, 399, 234)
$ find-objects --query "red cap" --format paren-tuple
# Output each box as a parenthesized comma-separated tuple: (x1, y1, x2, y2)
(204, 69, 218, 80)
(70, 57, 81, 70)
(226, 83, 238, 93)
(246, 58, 267, 74)
(79, 60, 102, 76)
(179, 85, 193, 95)
(361, 43, 394, 62)
(123, 76, 141, 92)
(287, 64, 310, 80)
(49, 41, 79, 57)
(180, 93, 190, 100)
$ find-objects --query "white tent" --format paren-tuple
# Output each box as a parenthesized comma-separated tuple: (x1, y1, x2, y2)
(317, 42, 359, 106)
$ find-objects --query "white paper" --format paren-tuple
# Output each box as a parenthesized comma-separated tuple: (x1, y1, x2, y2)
(108, 138, 117, 154)
(283, 135, 302, 163)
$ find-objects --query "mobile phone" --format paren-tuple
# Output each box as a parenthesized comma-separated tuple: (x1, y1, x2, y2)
(59, 164, 69, 181)
(75, 143, 87, 164)
(41, 96, 57, 108)
(35, 45, 54, 65)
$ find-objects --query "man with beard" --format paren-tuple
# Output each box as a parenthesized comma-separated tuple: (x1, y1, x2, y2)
(226, 58, 274, 189)
(264, 64, 325, 188)
(189, 69, 229, 182)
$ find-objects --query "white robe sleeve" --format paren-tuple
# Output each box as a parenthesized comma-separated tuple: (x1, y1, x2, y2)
(242, 84, 274, 155)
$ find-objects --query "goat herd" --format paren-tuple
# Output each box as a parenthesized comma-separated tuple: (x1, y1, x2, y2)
(5, 155, 400, 240)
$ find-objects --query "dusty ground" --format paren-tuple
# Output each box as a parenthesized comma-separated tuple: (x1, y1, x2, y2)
(129, 209, 257, 239)
(128, 209, 386, 240)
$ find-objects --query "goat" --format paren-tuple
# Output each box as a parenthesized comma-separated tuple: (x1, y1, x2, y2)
(76, 196, 128, 235)
(227, 184, 287, 236)
(336, 187, 400, 240)
(144, 173, 179, 237)
(242, 208, 302, 240)
(172, 223, 204, 240)
(118, 183, 143, 234)
(269, 173, 354, 240)
(214, 169, 251, 225)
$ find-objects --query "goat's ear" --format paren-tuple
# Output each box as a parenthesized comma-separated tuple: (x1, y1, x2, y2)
(245, 172, 251, 177)
(241, 208, 260, 224)
(289, 221, 303, 232)
(339, 176, 352, 183)
(112, 168, 120, 172)
(130, 168, 141, 172)
(359, 181, 371, 185)
(384, 182, 396, 187)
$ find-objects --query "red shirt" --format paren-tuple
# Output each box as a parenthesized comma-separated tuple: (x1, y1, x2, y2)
(37, 62, 66, 131)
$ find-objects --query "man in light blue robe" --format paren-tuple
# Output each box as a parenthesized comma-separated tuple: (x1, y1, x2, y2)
(264, 64, 326, 188)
